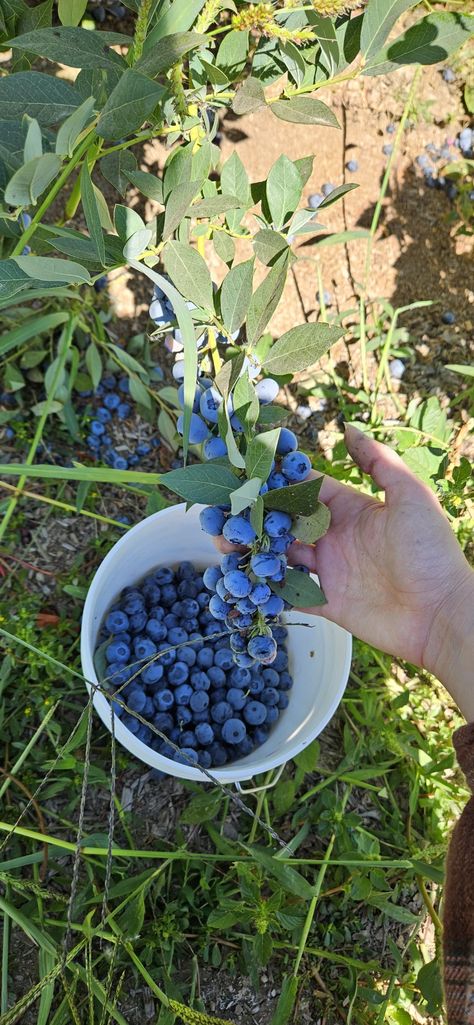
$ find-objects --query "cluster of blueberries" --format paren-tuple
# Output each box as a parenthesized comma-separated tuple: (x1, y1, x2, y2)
(84, 372, 161, 470)
(414, 125, 473, 198)
(198, 428, 311, 665)
(98, 561, 293, 769)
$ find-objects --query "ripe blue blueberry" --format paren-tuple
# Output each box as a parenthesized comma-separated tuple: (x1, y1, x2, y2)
(269, 534, 293, 555)
(248, 676, 264, 695)
(222, 718, 247, 745)
(249, 582, 271, 606)
(265, 706, 279, 724)
(178, 730, 198, 749)
(278, 693, 289, 709)
(276, 427, 298, 455)
(209, 594, 231, 620)
(105, 610, 129, 634)
(247, 635, 277, 664)
(199, 506, 226, 536)
(235, 596, 255, 615)
(134, 637, 157, 661)
(442, 311, 455, 325)
(141, 663, 164, 686)
(199, 387, 222, 423)
(178, 383, 202, 412)
(278, 671, 293, 691)
(145, 619, 167, 643)
(190, 690, 209, 713)
(177, 412, 209, 444)
(168, 662, 189, 686)
(223, 569, 252, 598)
(167, 626, 188, 646)
(129, 610, 148, 633)
(161, 584, 177, 606)
(208, 742, 228, 766)
(442, 67, 455, 83)
(198, 749, 212, 768)
(243, 701, 267, 726)
(268, 471, 287, 490)
(346, 159, 358, 172)
(104, 392, 120, 411)
(90, 420, 105, 436)
(261, 687, 279, 706)
(127, 689, 146, 713)
(221, 553, 243, 572)
(255, 378, 279, 404)
(156, 642, 176, 667)
(264, 510, 292, 537)
(196, 647, 213, 669)
(177, 706, 193, 726)
(211, 701, 233, 724)
(382, 144, 393, 156)
(203, 566, 221, 591)
(208, 666, 226, 687)
(322, 182, 335, 197)
(195, 722, 214, 745)
(154, 689, 174, 711)
(250, 552, 280, 578)
(174, 748, 199, 765)
(106, 640, 130, 664)
(97, 407, 112, 424)
(308, 193, 323, 209)
(261, 594, 285, 617)
(191, 670, 211, 690)
(222, 515, 256, 546)
(281, 451, 311, 482)
(175, 683, 193, 705)
(117, 402, 131, 419)
(122, 713, 140, 734)
(226, 687, 247, 711)
(153, 711, 174, 733)
(203, 436, 228, 460)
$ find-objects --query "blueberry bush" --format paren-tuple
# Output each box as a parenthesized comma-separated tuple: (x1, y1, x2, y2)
(0, 0, 473, 1022)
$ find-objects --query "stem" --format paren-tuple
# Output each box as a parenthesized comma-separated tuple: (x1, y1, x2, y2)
(364, 67, 421, 291)
(63, 140, 101, 223)
(1, 884, 10, 1015)
(359, 295, 369, 395)
(11, 132, 96, 257)
(0, 480, 132, 530)
(0, 316, 77, 542)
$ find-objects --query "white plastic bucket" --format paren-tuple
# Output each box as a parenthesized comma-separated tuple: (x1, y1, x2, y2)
(80, 503, 352, 785)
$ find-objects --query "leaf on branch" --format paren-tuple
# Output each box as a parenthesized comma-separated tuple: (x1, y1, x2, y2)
(100, 150, 138, 198)
(253, 230, 289, 267)
(270, 567, 326, 608)
(246, 253, 289, 347)
(232, 76, 267, 115)
(80, 159, 106, 266)
(97, 69, 165, 140)
(163, 179, 201, 239)
(364, 12, 474, 76)
(292, 503, 331, 543)
(263, 323, 343, 376)
(0, 72, 82, 125)
(4, 153, 62, 206)
(230, 476, 262, 515)
(7, 27, 130, 70)
(134, 31, 207, 78)
(161, 463, 240, 505)
(266, 155, 302, 231)
(271, 96, 340, 128)
(220, 259, 254, 334)
(263, 476, 323, 515)
(245, 429, 280, 482)
(163, 241, 214, 311)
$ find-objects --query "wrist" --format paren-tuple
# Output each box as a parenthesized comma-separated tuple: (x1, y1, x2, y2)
(424, 569, 474, 720)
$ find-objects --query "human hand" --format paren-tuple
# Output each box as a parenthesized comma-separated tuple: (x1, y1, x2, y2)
(216, 425, 474, 716)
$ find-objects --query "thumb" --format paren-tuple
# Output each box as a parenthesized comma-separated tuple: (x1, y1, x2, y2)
(344, 424, 427, 500)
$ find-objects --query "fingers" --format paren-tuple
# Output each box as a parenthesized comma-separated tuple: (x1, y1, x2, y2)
(344, 424, 427, 500)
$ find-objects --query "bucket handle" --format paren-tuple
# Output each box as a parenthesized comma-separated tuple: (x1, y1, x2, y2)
(234, 762, 286, 795)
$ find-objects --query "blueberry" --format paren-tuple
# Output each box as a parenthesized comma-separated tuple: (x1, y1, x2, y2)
(136, 442, 151, 456)
(208, 742, 228, 766)
(209, 594, 231, 620)
(386, 122, 395, 133)
(175, 683, 193, 705)
(261, 594, 285, 617)
(191, 670, 211, 690)
(90, 419, 105, 436)
(107, 663, 132, 687)
(105, 610, 129, 634)
(177, 412, 209, 444)
(264, 706, 279, 724)
(112, 455, 128, 470)
(233, 651, 256, 668)
(190, 690, 209, 713)
(269, 534, 293, 555)
(247, 635, 277, 664)
(308, 193, 323, 209)
(261, 687, 279, 706)
(207, 666, 225, 687)
(161, 584, 177, 606)
(156, 642, 176, 666)
(195, 648, 212, 670)
(141, 662, 164, 686)
(222, 515, 256, 546)
(204, 436, 228, 460)
(163, 614, 179, 630)
(200, 506, 226, 536)
(221, 553, 243, 572)
(250, 553, 280, 578)
(211, 700, 233, 723)
(235, 596, 255, 615)
(106, 640, 130, 664)
(145, 618, 167, 643)
(273, 626, 288, 641)
(278, 671, 294, 691)
(97, 407, 112, 424)
(104, 392, 120, 411)
(248, 676, 264, 695)
(268, 471, 287, 490)
(321, 183, 335, 197)
(346, 159, 358, 172)
(177, 706, 194, 726)
(129, 610, 147, 633)
(276, 427, 298, 455)
(236, 736, 255, 757)
(117, 402, 131, 419)
(243, 701, 267, 726)
(442, 67, 455, 83)
(442, 311, 456, 325)
(281, 451, 311, 482)
(249, 582, 271, 607)
(178, 383, 202, 412)
(278, 693, 289, 709)
(178, 730, 198, 748)
(222, 718, 247, 744)
(233, 613, 253, 629)
(179, 646, 198, 668)
(382, 144, 393, 156)
(127, 689, 146, 713)
(264, 510, 292, 538)
(172, 361, 185, 382)
(199, 387, 222, 424)
(203, 566, 221, 591)
(197, 749, 212, 768)
(173, 747, 199, 765)
(273, 649, 289, 672)
(153, 710, 174, 733)
(226, 687, 247, 711)
(134, 637, 157, 661)
(168, 662, 189, 686)
(459, 127, 473, 152)
(167, 626, 188, 646)
(224, 569, 252, 598)
(122, 713, 140, 734)
(255, 378, 279, 404)
(181, 598, 200, 618)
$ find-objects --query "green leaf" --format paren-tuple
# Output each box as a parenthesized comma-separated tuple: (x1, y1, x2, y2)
(142, 0, 207, 48)
(266, 155, 302, 230)
(0, 71, 82, 125)
(117, 892, 145, 940)
(100, 150, 138, 197)
(270, 567, 326, 608)
(55, 96, 96, 157)
(218, 400, 245, 470)
(361, 0, 416, 58)
(123, 228, 153, 258)
(263, 322, 343, 375)
(216, 28, 249, 76)
(135, 31, 206, 77)
(163, 179, 201, 239)
(58, 0, 88, 25)
(253, 229, 289, 267)
(270, 975, 298, 1025)
(294, 155, 314, 188)
(368, 895, 419, 925)
(250, 493, 264, 536)
(232, 371, 259, 426)
(245, 845, 319, 899)
(80, 159, 105, 266)
(125, 168, 163, 204)
(8, 27, 129, 69)
(129, 375, 151, 409)
(364, 12, 474, 76)
(4, 153, 62, 206)
(215, 352, 246, 399)
(264, 476, 322, 515)
(316, 228, 369, 247)
(23, 116, 42, 162)
(163, 240, 214, 311)
(163, 143, 193, 197)
(445, 363, 474, 378)
(232, 76, 267, 115)
(0, 895, 56, 956)
(190, 195, 241, 218)
(181, 790, 223, 824)
(213, 228, 235, 265)
(293, 503, 331, 543)
(158, 408, 179, 450)
(220, 151, 251, 207)
(318, 182, 359, 208)
(257, 404, 287, 425)
(246, 253, 289, 347)
(271, 96, 339, 127)
(114, 204, 145, 241)
(5, 363, 25, 391)
(161, 463, 240, 505)
(97, 69, 164, 140)
(85, 342, 102, 391)
(230, 476, 262, 515)
(245, 428, 279, 482)
(220, 259, 254, 334)
(416, 957, 443, 1015)
(13, 255, 91, 285)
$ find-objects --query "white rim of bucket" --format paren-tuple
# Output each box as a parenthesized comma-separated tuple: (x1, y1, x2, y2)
(81, 504, 352, 784)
